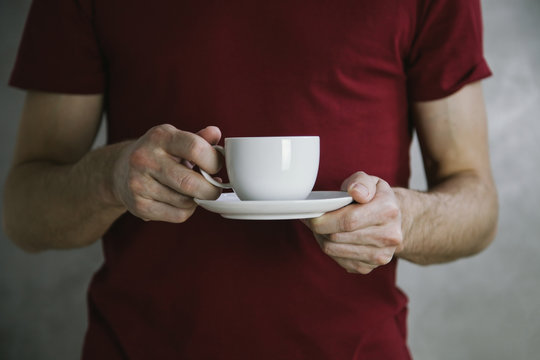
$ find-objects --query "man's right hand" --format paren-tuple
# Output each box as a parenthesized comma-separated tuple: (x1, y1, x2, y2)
(5, 94, 223, 251)
(112, 124, 223, 223)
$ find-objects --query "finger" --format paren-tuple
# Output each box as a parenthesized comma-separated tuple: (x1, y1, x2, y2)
(196, 126, 222, 145)
(331, 256, 378, 275)
(150, 156, 222, 200)
(307, 203, 377, 235)
(369, 179, 402, 225)
(164, 128, 222, 175)
(313, 233, 380, 274)
(134, 174, 199, 209)
(325, 223, 403, 248)
(320, 240, 394, 266)
(341, 171, 380, 204)
(308, 182, 399, 235)
(130, 196, 197, 223)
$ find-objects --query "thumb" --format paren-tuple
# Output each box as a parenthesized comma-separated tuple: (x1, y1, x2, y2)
(196, 126, 222, 145)
(193, 126, 223, 174)
(341, 171, 379, 204)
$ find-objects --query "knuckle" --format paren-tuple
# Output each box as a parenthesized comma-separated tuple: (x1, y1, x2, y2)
(374, 252, 392, 266)
(340, 212, 360, 232)
(127, 144, 161, 173)
(129, 147, 149, 169)
(377, 222, 402, 245)
(175, 205, 196, 223)
(160, 123, 177, 132)
(385, 227, 403, 247)
(176, 173, 198, 195)
(308, 217, 322, 233)
(378, 178, 390, 188)
(355, 171, 367, 178)
(354, 264, 373, 275)
(354, 171, 378, 184)
(149, 124, 175, 143)
(321, 241, 335, 256)
(350, 171, 368, 185)
(328, 233, 341, 243)
(186, 136, 207, 160)
(382, 201, 400, 220)
(132, 196, 149, 215)
(127, 175, 145, 194)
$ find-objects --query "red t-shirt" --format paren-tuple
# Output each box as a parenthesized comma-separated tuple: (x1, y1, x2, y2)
(11, 0, 491, 358)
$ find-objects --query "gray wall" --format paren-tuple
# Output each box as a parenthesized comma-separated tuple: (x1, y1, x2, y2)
(1, 0, 539, 358)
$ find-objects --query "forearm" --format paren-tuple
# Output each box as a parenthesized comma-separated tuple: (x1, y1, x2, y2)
(394, 171, 498, 265)
(2, 142, 130, 252)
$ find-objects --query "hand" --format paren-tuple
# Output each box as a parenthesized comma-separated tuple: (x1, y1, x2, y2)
(303, 172, 403, 274)
(112, 124, 223, 223)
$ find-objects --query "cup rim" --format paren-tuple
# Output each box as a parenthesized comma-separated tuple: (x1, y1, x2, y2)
(224, 136, 319, 141)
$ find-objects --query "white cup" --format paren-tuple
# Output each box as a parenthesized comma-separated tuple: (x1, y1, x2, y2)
(200, 136, 320, 201)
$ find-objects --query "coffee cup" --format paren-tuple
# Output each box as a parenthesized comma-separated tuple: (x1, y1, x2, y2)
(200, 136, 320, 201)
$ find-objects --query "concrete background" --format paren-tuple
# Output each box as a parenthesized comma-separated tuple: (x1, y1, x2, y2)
(1, 0, 539, 358)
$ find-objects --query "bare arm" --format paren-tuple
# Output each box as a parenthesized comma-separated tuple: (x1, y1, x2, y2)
(304, 81, 498, 272)
(2, 92, 125, 252)
(2, 91, 223, 252)
(395, 81, 498, 264)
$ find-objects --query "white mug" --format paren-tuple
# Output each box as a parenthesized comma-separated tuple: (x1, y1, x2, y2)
(200, 136, 320, 201)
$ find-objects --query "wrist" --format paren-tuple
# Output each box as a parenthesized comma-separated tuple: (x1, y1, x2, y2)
(79, 141, 131, 212)
(109, 141, 134, 209)
(392, 187, 422, 258)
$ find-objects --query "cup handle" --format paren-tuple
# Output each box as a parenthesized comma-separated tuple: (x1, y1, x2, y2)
(199, 145, 233, 189)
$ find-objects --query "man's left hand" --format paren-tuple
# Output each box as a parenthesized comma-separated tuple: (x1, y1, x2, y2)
(303, 171, 403, 274)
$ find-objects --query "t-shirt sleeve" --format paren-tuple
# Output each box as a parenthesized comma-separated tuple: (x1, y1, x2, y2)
(406, 0, 492, 101)
(9, 0, 105, 94)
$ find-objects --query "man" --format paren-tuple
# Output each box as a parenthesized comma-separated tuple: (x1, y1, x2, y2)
(3, 0, 498, 358)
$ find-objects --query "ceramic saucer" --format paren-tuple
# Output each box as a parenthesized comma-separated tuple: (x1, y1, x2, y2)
(195, 191, 353, 220)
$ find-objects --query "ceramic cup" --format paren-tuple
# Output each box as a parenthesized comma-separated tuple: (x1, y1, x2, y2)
(200, 136, 320, 201)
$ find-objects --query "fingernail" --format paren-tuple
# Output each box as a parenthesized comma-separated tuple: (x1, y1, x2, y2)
(351, 184, 369, 198)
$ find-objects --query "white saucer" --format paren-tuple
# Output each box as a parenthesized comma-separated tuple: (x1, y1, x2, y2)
(195, 191, 353, 220)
